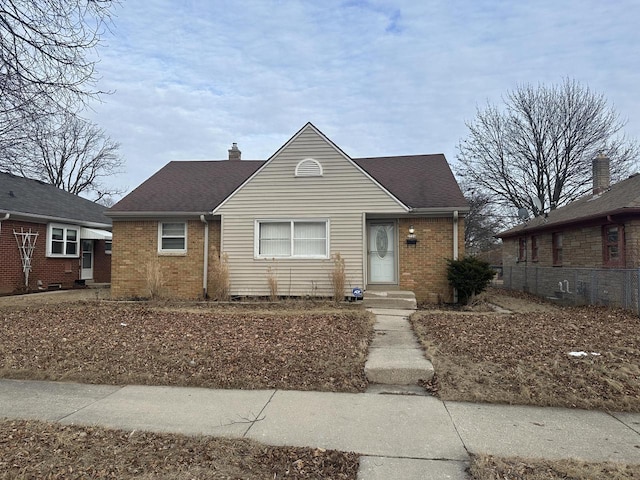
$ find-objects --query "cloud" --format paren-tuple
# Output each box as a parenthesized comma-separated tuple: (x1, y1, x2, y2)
(87, 0, 640, 197)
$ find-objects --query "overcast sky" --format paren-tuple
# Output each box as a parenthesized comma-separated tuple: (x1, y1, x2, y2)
(88, 0, 640, 199)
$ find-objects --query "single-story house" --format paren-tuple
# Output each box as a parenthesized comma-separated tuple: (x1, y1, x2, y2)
(497, 154, 640, 269)
(106, 123, 468, 303)
(0, 172, 112, 295)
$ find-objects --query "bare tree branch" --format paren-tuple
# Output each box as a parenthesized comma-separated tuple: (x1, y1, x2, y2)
(0, 0, 117, 170)
(19, 113, 125, 203)
(457, 79, 640, 222)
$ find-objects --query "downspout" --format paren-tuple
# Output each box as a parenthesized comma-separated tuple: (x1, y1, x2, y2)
(0, 213, 9, 236)
(200, 215, 209, 299)
(453, 210, 459, 303)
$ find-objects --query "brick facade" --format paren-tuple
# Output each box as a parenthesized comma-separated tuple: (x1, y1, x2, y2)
(0, 219, 82, 294)
(398, 216, 465, 304)
(113, 216, 463, 303)
(503, 219, 640, 269)
(111, 219, 221, 299)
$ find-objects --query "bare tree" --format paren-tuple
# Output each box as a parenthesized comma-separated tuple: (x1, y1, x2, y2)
(0, 0, 116, 169)
(457, 79, 639, 218)
(17, 113, 125, 203)
(463, 187, 504, 255)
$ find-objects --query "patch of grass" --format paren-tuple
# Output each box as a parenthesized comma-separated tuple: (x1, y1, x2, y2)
(0, 419, 359, 479)
(411, 306, 640, 411)
(0, 303, 374, 392)
(469, 454, 640, 480)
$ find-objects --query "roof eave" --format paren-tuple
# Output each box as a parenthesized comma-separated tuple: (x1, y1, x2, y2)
(497, 207, 640, 239)
(409, 206, 470, 215)
(0, 209, 111, 229)
(106, 210, 213, 219)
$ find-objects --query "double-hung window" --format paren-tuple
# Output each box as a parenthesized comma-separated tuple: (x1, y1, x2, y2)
(47, 223, 79, 257)
(603, 224, 624, 267)
(552, 232, 563, 266)
(257, 220, 328, 258)
(518, 237, 527, 262)
(158, 222, 187, 254)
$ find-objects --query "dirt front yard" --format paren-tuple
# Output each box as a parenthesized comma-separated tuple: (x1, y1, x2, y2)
(411, 288, 640, 412)
(0, 301, 373, 392)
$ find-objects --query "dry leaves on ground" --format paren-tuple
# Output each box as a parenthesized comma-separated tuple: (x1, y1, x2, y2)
(0, 419, 359, 480)
(0, 303, 374, 392)
(411, 305, 640, 411)
(469, 454, 640, 480)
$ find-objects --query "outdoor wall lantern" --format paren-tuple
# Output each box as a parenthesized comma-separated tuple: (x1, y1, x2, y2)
(406, 225, 418, 246)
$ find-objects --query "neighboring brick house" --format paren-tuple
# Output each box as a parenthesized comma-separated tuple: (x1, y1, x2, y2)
(107, 123, 468, 303)
(0, 172, 112, 295)
(497, 155, 640, 269)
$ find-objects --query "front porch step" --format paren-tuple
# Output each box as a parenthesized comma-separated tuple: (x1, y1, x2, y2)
(363, 290, 417, 310)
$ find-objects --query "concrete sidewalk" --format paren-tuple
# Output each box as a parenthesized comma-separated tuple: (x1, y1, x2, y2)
(1, 379, 639, 479)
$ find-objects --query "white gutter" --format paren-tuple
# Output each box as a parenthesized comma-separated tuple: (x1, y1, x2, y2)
(200, 215, 209, 299)
(0, 210, 110, 229)
(453, 210, 459, 303)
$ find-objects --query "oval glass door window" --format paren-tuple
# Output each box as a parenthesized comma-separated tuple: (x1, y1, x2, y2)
(376, 227, 388, 258)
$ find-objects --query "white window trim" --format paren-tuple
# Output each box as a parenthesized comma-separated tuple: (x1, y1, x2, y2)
(295, 158, 323, 177)
(158, 221, 187, 255)
(254, 219, 330, 259)
(46, 223, 80, 258)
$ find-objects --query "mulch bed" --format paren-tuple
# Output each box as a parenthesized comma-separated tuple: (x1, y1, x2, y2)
(0, 302, 373, 392)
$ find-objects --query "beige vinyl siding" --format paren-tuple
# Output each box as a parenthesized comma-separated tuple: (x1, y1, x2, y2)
(216, 125, 406, 297)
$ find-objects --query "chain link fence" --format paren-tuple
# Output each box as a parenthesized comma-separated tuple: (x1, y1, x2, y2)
(502, 265, 640, 315)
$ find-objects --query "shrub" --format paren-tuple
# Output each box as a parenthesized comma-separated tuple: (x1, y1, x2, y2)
(330, 253, 346, 303)
(145, 258, 166, 299)
(266, 265, 278, 301)
(209, 248, 230, 301)
(447, 256, 495, 305)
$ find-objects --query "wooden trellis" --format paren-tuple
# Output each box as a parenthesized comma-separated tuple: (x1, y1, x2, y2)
(14, 228, 38, 287)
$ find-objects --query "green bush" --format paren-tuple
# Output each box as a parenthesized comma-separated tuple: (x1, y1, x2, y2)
(447, 256, 495, 305)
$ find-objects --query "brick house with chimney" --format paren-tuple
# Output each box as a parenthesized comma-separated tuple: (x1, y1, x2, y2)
(107, 123, 469, 303)
(497, 154, 640, 269)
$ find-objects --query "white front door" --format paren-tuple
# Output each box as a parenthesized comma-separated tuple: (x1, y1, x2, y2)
(81, 239, 94, 280)
(368, 223, 396, 284)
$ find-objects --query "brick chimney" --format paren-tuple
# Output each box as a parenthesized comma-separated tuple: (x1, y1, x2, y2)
(228, 143, 241, 161)
(592, 153, 610, 195)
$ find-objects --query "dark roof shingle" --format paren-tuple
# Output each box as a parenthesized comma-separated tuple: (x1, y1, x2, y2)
(498, 173, 640, 238)
(0, 172, 111, 226)
(354, 154, 467, 209)
(109, 155, 467, 215)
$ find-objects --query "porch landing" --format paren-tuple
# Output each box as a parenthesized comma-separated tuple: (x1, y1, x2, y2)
(362, 289, 417, 310)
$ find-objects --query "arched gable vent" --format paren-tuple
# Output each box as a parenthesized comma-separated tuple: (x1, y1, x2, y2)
(295, 158, 323, 177)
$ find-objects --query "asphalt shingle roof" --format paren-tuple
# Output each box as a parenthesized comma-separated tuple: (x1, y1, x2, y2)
(498, 173, 640, 238)
(0, 172, 111, 226)
(108, 155, 467, 214)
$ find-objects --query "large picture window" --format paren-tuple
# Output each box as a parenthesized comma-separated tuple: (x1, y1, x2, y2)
(257, 220, 328, 258)
(158, 222, 187, 253)
(47, 223, 79, 258)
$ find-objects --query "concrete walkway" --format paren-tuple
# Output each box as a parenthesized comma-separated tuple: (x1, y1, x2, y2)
(365, 308, 434, 388)
(1, 379, 639, 479)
